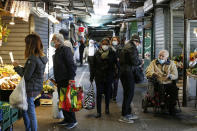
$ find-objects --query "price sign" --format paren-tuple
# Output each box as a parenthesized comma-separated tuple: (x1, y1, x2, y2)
(0, 56, 3, 65)
(9, 52, 14, 62)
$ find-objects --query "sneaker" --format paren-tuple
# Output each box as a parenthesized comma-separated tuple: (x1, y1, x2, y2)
(57, 120, 68, 125)
(66, 122, 78, 129)
(127, 114, 139, 120)
(118, 116, 134, 124)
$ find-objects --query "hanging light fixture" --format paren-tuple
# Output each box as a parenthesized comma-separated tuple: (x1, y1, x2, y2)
(9, 17, 15, 25)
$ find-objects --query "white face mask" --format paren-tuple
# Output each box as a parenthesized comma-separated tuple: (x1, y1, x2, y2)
(158, 59, 165, 64)
(102, 45, 109, 51)
(112, 41, 118, 46)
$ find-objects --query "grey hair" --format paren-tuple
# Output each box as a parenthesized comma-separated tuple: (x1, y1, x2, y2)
(159, 50, 169, 57)
(53, 33, 64, 45)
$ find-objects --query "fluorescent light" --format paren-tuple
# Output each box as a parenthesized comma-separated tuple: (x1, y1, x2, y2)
(9, 17, 15, 25)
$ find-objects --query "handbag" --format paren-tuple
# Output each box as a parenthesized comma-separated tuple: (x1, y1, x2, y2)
(59, 80, 84, 112)
(133, 66, 144, 83)
(83, 83, 95, 110)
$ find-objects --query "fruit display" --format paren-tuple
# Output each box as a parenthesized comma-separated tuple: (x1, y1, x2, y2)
(43, 80, 55, 93)
(0, 65, 20, 90)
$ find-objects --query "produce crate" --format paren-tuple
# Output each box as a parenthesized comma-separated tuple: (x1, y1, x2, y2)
(0, 105, 10, 121)
(0, 104, 11, 131)
(10, 108, 18, 124)
(0, 116, 11, 131)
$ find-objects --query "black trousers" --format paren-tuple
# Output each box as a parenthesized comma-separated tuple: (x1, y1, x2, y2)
(111, 78, 119, 99)
(120, 71, 135, 116)
(95, 81, 112, 114)
(79, 50, 84, 65)
(155, 83, 178, 108)
(57, 80, 77, 123)
(88, 56, 94, 78)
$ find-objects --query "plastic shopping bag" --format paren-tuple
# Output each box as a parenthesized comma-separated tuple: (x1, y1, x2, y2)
(83, 83, 95, 110)
(9, 77, 28, 111)
(52, 88, 64, 119)
(59, 80, 84, 112)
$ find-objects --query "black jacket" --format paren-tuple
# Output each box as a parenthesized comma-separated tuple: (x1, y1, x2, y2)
(14, 55, 48, 97)
(120, 41, 142, 69)
(90, 48, 117, 83)
(53, 44, 76, 83)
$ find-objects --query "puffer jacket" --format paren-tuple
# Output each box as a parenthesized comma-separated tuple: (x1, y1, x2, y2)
(53, 44, 76, 83)
(14, 55, 48, 97)
(146, 59, 178, 84)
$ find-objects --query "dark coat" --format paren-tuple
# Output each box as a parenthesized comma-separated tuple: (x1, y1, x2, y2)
(120, 41, 142, 69)
(14, 55, 48, 97)
(90, 48, 117, 83)
(53, 44, 76, 83)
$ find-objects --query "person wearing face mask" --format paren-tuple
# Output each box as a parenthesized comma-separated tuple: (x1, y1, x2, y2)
(50, 33, 78, 129)
(119, 35, 143, 123)
(110, 37, 121, 102)
(146, 50, 178, 115)
(90, 38, 117, 118)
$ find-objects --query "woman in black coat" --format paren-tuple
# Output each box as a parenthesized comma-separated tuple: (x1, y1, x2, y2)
(90, 38, 117, 118)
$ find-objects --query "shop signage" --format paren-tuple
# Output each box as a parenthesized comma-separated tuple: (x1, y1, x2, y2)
(144, 0, 153, 13)
(185, 0, 197, 19)
(136, 7, 144, 18)
(156, 0, 168, 4)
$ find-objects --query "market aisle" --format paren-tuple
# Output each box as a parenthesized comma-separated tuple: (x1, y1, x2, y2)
(13, 64, 197, 131)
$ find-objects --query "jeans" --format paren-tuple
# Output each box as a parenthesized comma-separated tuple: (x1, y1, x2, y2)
(22, 97, 37, 131)
(120, 70, 135, 116)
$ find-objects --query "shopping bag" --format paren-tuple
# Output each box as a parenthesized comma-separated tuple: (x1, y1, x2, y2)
(83, 83, 95, 110)
(59, 80, 84, 112)
(52, 88, 64, 119)
(9, 77, 28, 111)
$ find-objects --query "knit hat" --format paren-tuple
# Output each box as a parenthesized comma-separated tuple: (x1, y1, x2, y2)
(131, 35, 140, 43)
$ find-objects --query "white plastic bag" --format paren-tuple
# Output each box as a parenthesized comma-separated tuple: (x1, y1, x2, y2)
(52, 88, 64, 119)
(74, 46, 80, 62)
(9, 77, 28, 111)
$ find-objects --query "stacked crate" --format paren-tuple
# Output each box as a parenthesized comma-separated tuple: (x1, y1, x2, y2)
(0, 105, 11, 131)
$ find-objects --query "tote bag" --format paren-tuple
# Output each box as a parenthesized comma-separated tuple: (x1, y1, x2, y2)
(83, 83, 95, 110)
(59, 80, 83, 112)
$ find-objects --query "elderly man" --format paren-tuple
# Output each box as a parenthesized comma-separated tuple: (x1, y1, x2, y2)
(146, 50, 178, 114)
(50, 34, 77, 129)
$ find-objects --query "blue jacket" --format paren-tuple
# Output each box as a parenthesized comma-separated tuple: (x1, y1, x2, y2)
(14, 55, 48, 97)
